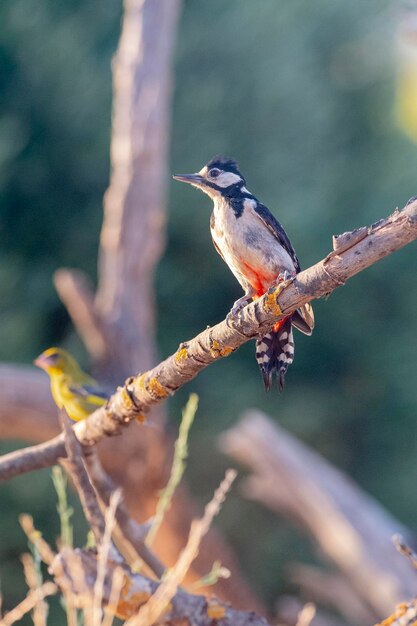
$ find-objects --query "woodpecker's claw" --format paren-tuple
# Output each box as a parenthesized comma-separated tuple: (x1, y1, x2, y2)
(277, 270, 292, 283)
(226, 295, 253, 324)
(269, 270, 294, 292)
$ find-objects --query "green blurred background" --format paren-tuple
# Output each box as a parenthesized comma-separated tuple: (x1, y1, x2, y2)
(1, 0, 417, 617)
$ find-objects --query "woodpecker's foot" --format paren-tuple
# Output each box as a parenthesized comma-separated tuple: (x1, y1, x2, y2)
(269, 270, 294, 292)
(226, 295, 253, 323)
(277, 270, 292, 283)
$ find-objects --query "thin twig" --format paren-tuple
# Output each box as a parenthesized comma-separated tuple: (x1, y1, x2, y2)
(52, 466, 74, 548)
(295, 603, 317, 626)
(393, 534, 417, 570)
(51, 547, 271, 626)
(19, 515, 56, 566)
(60, 410, 164, 581)
(21, 553, 49, 626)
(101, 566, 125, 626)
(146, 393, 198, 546)
(53, 269, 108, 362)
(0, 582, 57, 626)
(93, 490, 122, 626)
(59, 409, 106, 544)
(127, 469, 237, 626)
(84, 449, 165, 578)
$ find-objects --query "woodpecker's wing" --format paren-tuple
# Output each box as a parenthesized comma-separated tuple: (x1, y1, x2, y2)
(253, 203, 314, 335)
(253, 203, 301, 273)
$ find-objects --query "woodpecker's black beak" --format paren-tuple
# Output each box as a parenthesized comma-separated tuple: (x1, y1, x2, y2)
(173, 173, 204, 186)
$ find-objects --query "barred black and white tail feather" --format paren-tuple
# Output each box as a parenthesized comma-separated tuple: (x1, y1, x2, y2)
(256, 317, 294, 391)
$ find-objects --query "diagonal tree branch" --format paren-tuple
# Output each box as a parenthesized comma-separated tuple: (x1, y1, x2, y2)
(0, 199, 416, 482)
(51, 546, 271, 626)
(219, 409, 417, 617)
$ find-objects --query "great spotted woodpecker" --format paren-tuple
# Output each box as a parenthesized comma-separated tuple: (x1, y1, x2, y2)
(173, 156, 314, 391)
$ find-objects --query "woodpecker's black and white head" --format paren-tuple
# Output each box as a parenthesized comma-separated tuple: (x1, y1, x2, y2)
(173, 156, 250, 200)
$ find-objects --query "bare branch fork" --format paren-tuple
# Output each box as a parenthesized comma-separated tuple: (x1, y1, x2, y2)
(0, 199, 416, 482)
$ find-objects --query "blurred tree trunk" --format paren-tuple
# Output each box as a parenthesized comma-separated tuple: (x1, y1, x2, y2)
(95, 0, 176, 379)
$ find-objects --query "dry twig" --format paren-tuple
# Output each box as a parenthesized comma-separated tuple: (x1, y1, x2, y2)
(393, 534, 417, 570)
(59, 409, 106, 544)
(128, 469, 237, 626)
(19, 515, 56, 566)
(51, 547, 270, 626)
(0, 583, 57, 626)
(93, 490, 123, 626)
(21, 553, 49, 626)
(84, 449, 165, 578)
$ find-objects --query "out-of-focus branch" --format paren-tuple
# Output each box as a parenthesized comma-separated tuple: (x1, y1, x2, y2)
(219, 410, 416, 618)
(47, 471, 266, 624)
(53, 269, 109, 364)
(83, 449, 165, 579)
(129, 470, 237, 626)
(59, 410, 107, 545)
(288, 564, 375, 624)
(275, 596, 349, 626)
(0, 365, 58, 442)
(393, 534, 417, 570)
(51, 547, 270, 626)
(0, 582, 57, 626)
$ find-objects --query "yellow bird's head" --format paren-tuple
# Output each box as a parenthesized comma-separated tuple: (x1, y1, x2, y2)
(34, 347, 81, 376)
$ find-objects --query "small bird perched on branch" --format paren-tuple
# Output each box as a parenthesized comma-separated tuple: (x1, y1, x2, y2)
(174, 156, 314, 390)
(34, 347, 108, 421)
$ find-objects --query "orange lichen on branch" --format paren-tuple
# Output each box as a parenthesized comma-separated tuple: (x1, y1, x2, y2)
(133, 374, 169, 400)
(175, 347, 189, 363)
(119, 385, 140, 412)
(116, 578, 152, 619)
(375, 602, 417, 626)
(263, 291, 283, 317)
(147, 377, 169, 399)
(207, 598, 227, 619)
(209, 340, 233, 359)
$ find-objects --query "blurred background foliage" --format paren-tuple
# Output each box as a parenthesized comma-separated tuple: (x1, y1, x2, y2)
(1, 0, 417, 615)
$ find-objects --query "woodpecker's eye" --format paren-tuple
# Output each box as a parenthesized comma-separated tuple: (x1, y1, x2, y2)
(209, 168, 221, 178)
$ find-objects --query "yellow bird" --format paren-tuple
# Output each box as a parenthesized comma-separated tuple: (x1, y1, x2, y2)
(34, 347, 108, 421)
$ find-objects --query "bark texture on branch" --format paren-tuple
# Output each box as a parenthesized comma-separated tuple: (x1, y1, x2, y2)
(219, 410, 416, 618)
